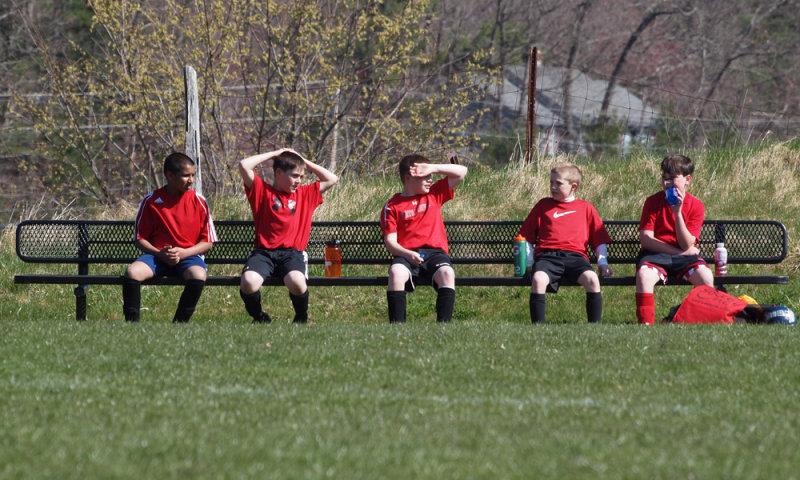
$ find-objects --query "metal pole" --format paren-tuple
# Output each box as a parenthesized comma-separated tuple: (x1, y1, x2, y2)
(525, 46, 538, 164)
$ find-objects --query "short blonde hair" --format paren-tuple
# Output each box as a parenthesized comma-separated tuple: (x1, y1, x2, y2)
(551, 163, 582, 186)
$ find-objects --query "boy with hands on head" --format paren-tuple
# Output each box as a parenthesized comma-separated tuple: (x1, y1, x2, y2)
(238, 147, 338, 323)
(380, 154, 468, 323)
(635, 154, 713, 325)
(519, 163, 612, 323)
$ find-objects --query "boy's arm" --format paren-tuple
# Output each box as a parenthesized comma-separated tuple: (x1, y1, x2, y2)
(238, 149, 290, 190)
(293, 150, 338, 193)
(670, 200, 698, 252)
(410, 163, 468, 189)
(640, 230, 699, 255)
(383, 233, 424, 266)
(134, 239, 213, 266)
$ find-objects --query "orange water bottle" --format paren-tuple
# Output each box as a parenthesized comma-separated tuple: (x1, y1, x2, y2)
(325, 239, 342, 277)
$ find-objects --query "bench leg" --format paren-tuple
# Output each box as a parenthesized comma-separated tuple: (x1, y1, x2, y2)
(74, 285, 87, 321)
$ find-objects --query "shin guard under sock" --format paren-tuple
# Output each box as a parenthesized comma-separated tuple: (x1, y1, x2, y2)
(240, 289, 266, 322)
(122, 278, 141, 322)
(435, 287, 455, 323)
(529, 293, 546, 323)
(387, 290, 407, 323)
(636, 292, 655, 325)
(290, 290, 309, 323)
(586, 291, 602, 323)
(173, 279, 205, 323)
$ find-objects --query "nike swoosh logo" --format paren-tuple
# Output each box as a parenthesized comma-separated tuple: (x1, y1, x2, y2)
(553, 211, 576, 218)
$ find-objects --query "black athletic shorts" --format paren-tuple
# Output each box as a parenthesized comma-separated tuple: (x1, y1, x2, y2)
(390, 248, 453, 292)
(243, 248, 308, 280)
(635, 251, 707, 284)
(533, 250, 593, 293)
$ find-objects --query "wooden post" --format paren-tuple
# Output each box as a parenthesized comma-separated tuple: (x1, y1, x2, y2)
(525, 46, 538, 164)
(329, 88, 340, 172)
(184, 66, 202, 195)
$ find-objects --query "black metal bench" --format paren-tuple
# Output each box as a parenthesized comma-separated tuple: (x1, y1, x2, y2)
(15, 219, 789, 320)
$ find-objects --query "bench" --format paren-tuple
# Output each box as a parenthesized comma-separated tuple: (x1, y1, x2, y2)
(15, 219, 789, 320)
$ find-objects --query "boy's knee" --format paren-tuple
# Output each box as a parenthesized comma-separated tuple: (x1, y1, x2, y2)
(183, 266, 207, 281)
(240, 271, 263, 294)
(434, 266, 455, 288)
(531, 271, 550, 293)
(579, 270, 600, 292)
(125, 261, 153, 282)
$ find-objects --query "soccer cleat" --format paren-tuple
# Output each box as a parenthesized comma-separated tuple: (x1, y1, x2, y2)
(253, 312, 271, 324)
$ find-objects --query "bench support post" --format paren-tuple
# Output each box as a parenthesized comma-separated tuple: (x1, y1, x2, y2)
(76, 224, 89, 321)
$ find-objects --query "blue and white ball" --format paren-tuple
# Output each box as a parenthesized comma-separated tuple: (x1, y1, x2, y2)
(764, 305, 797, 325)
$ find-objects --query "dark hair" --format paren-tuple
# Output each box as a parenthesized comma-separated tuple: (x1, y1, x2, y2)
(398, 154, 429, 181)
(661, 154, 694, 176)
(164, 152, 194, 176)
(273, 151, 305, 173)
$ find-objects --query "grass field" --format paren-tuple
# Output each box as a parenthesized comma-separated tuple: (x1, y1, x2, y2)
(2, 144, 800, 478)
(2, 322, 800, 479)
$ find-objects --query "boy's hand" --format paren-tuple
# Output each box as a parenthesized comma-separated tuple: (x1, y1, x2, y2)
(598, 264, 613, 277)
(408, 163, 434, 178)
(406, 251, 424, 266)
(158, 245, 181, 266)
(681, 246, 700, 256)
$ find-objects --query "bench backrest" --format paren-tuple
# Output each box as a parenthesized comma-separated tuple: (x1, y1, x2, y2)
(15, 219, 787, 265)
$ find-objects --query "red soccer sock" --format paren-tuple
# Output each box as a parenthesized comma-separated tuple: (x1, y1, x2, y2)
(636, 292, 655, 325)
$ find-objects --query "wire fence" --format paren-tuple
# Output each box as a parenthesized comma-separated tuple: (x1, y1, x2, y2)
(1, 60, 798, 223)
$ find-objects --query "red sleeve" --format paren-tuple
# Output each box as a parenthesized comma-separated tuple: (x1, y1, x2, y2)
(588, 204, 612, 248)
(639, 194, 658, 232)
(519, 200, 544, 242)
(430, 178, 454, 204)
(684, 196, 705, 239)
(380, 200, 397, 236)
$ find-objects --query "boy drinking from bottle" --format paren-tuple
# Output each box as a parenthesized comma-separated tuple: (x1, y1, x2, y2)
(635, 154, 713, 325)
(518, 163, 612, 323)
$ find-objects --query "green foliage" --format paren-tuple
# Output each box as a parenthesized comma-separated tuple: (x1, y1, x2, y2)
(12, 0, 493, 210)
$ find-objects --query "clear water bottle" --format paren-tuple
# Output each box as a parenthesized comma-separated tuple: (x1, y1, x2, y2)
(324, 239, 342, 277)
(714, 242, 728, 276)
(513, 234, 527, 277)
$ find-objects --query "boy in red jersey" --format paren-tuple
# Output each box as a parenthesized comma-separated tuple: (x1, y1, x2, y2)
(238, 148, 338, 323)
(123, 152, 217, 322)
(380, 154, 468, 323)
(519, 163, 612, 323)
(635, 154, 713, 325)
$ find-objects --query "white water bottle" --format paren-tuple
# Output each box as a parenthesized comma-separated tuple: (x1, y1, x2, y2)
(714, 243, 728, 276)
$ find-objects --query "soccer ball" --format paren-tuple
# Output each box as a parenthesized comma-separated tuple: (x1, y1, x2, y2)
(764, 305, 797, 325)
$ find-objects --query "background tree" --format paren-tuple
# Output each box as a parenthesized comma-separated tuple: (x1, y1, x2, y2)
(11, 0, 491, 210)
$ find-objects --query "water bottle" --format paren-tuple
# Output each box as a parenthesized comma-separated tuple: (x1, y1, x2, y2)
(324, 239, 342, 277)
(714, 243, 728, 276)
(513, 234, 527, 277)
(665, 187, 680, 206)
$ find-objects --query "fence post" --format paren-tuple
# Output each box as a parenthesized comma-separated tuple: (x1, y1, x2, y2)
(184, 66, 202, 195)
(525, 46, 538, 164)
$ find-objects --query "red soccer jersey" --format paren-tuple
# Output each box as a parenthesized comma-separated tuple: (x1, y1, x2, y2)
(639, 190, 705, 248)
(246, 175, 323, 250)
(380, 178, 454, 253)
(133, 187, 217, 249)
(519, 197, 611, 261)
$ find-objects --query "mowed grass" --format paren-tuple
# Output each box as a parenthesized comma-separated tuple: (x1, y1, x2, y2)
(2, 321, 800, 479)
(3, 143, 800, 478)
